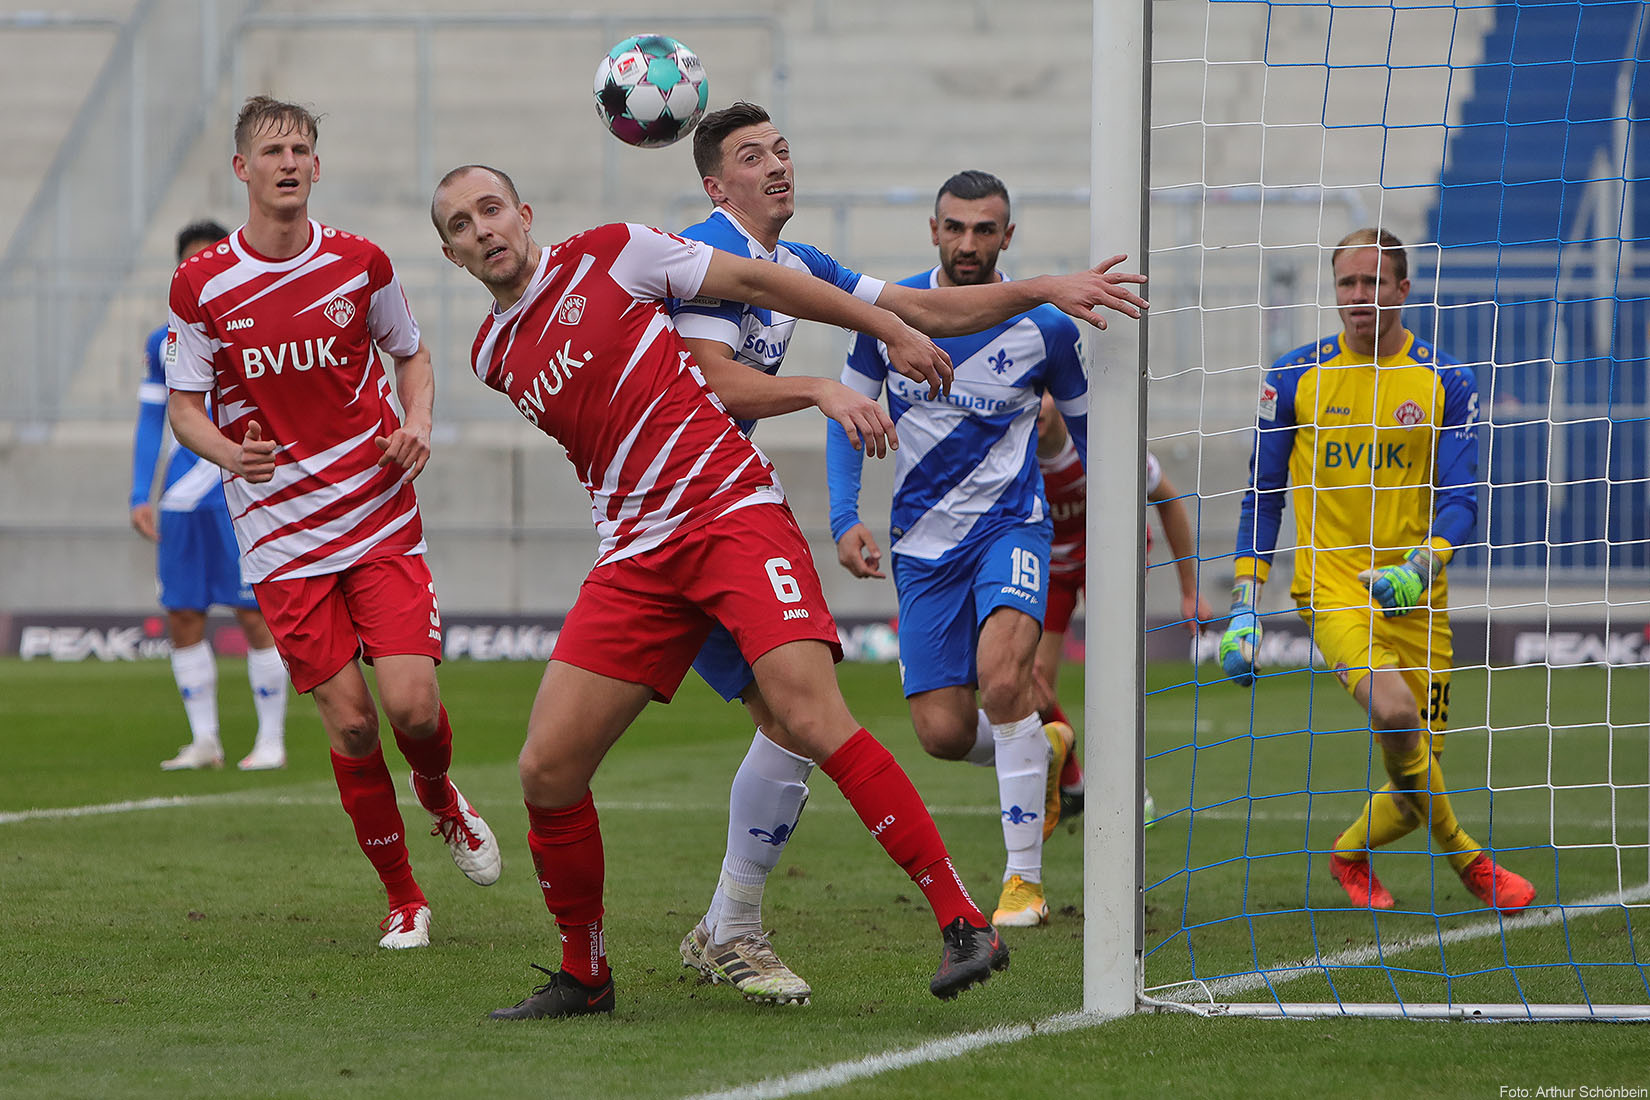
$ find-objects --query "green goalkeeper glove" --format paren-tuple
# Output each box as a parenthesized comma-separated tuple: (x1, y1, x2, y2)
(1358, 547, 1441, 618)
(1219, 578, 1262, 686)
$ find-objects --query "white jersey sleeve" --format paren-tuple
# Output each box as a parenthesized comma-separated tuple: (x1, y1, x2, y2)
(367, 272, 421, 360)
(164, 311, 216, 392)
(611, 223, 714, 304)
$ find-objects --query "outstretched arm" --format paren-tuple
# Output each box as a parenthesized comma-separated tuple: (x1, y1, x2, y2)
(684, 336, 897, 458)
(700, 250, 953, 398)
(876, 254, 1148, 337)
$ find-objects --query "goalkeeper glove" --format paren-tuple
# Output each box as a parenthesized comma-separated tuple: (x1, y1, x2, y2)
(1219, 578, 1262, 686)
(1358, 547, 1441, 618)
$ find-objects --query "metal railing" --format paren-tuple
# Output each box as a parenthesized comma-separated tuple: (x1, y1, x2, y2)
(0, 0, 259, 428)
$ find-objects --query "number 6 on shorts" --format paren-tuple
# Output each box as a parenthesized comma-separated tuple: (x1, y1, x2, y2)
(765, 557, 802, 604)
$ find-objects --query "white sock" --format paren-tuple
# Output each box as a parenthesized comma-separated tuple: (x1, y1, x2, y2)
(170, 640, 220, 748)
(993, 713, 1048, 883)
(246, 645, 289, 752)
(705, 728, 814, 943)
(963, 708, 996, 766)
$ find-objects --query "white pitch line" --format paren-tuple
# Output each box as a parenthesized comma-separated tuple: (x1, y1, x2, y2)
(2, 793, 1626, 832)
(0, 789, 341, 824)
(680, 1010, 1110, 1100)
(682, 885, 1650, 1100)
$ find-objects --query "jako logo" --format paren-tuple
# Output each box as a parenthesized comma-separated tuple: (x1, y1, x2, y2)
(225, 317, 255, 332)
(871, 814, 896, 837)
(364, 832, 402, 846)
(782, 608, 809, 620)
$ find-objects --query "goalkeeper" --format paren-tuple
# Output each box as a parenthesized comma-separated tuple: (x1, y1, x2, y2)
(1220, 228, 1534, 915)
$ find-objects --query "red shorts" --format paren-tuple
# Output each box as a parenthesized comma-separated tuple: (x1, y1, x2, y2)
(554, 502, 841, 701)
(1044, 569, 1085, 635)
(254, 554, 443, 693)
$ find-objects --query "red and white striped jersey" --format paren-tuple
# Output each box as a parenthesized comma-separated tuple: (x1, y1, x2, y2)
(166, 221, 427, 582)
(1040, 438, 1161, 574)
(470, 223, 784, 566)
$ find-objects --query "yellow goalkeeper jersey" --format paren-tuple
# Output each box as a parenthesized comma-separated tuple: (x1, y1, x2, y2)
(1233, 328, 1480, 609)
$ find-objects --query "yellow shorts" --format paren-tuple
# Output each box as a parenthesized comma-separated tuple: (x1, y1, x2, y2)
(1299, 599, 1454, 734)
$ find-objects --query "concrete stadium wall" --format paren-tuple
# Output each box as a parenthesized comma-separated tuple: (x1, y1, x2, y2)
(3, 1, 1510, 618)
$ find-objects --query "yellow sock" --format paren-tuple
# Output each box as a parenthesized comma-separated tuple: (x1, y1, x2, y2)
(1334, 780, 1418, 860)
(1385, 741, 1483, 873)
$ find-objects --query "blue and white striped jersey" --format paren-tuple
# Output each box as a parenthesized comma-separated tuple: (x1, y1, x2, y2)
(670, 208, 885, 434)
(827, 268, 1088, 562)
(130, 322, 227, 514)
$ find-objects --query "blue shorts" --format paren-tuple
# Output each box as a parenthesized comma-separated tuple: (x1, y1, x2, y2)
(156, 506, 255, 612)
(692, 622, 757, 703)
(891, 523, 1050, 697)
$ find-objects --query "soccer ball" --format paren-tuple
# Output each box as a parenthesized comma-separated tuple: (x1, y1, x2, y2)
(593, 34, 709, 149)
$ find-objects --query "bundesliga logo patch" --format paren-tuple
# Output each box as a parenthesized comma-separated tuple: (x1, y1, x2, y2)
(163, 330, 178, 367)
(1257, 381, 1278, 422)
(324, 296, 356, 328)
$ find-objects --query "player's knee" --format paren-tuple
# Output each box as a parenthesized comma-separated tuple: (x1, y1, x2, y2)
(517, 742, 583, 805)
(332, 713, 381, 756)
(912, 722, 971, 761)
(379, 686, 439, 737)
(976, 672, 1032, 721)
(1375, 724, 1423, 754)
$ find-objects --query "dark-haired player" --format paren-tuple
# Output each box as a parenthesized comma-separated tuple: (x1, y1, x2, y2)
(671, 103, 1146, 1003)
(132, 218, 288, 772)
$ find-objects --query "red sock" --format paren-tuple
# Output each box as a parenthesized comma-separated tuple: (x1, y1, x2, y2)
(820, 728, 981, 928)
(526, 793, 609, 987)
(394, 705, 457, 817)
(331, 746, 423, 909)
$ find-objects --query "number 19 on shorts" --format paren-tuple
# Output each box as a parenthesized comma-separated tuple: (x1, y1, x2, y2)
(1011, 546, 1041, 593)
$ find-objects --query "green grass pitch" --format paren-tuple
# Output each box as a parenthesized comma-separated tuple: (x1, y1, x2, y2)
(2, 656, 1646, 1098)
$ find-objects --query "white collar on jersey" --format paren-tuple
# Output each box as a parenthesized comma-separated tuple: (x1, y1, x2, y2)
(230, 219, 324, 272)
(924, 264, 1014, 289)
(490, 241, 556, 321)
(711, 208, 778, 262)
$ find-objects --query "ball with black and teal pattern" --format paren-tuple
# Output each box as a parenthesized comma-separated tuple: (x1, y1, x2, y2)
(593, 34, 709, 149)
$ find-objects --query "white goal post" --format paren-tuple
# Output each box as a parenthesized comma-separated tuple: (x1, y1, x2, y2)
(1087, 0, 1650, 1022)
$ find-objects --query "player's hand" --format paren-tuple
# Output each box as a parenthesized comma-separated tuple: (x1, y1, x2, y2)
(836, 522, 886, 579)
(1182, 591, 1215, 637)
(1220, 579, 1262, 685)
(374, 416, 432, 480)
(818, 382, 897, 459)
(883, 322, 953, 398)
(1041, 255, 1149, 330)
(1359, 556, 1430, 618)
(1220, 608, 1262, 686)
(129, 504, 158, 542)
(237, 421, 278, 484)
